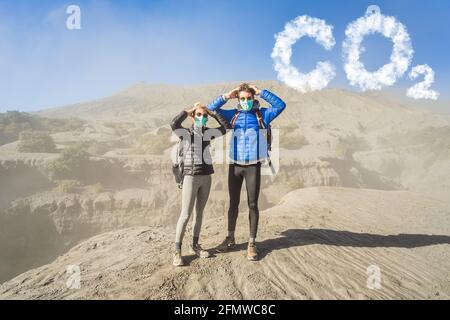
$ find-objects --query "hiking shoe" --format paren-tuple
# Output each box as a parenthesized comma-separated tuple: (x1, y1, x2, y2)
(247, 243, 259, 261)
(216, 236, 236, 253)
(189, 244, 210, 258)
(173, 251, 184, 266)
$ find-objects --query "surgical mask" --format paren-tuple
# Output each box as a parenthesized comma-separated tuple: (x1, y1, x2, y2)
(194, 115, 207, 127)
(239, 99, 254, 111)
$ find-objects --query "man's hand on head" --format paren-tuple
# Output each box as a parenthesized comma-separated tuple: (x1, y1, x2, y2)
(249, 84, 261, 96)
(224, 87, 240, 100)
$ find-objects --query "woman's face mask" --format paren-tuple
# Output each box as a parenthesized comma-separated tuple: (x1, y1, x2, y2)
(194, 113, 208, 127)
(239, 97, 254, 111)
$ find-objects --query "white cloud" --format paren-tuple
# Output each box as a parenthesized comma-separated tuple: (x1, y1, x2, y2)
(406, 64, 439, 100)
(342, 7, 414, 91)
(271, 15, 336, 93)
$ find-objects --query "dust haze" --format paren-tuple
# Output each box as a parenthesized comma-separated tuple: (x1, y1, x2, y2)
(0, 80, 449, 299)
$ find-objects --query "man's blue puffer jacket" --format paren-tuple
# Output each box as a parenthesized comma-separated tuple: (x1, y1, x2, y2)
(208, 89, 286, 164)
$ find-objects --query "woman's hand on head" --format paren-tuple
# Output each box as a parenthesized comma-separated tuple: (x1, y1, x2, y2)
(186, 106, 196, 117)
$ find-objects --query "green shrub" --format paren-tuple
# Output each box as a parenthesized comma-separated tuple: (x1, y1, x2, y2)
(0, 111, 34, 144)
(279, 131, 308, 150)
(135, 133, 172, 155)
(103, 122, 130, 136)
(57, 180, 79, 193)
(48, 143, 90, 179)
(40, 117, 85, 133)
(91, 183, 105, 194)
(71, 140, 111, 156)
(282, 123, 299, 132)
(335, 134, 370, 159)
(286, 175, 304, 190)
(0, 111, 85, 145)
(335, 141, 351, 159)
(17, 131, 57, 153)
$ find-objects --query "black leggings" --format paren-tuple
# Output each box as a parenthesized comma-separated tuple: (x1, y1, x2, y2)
(227, 162, 261, 238)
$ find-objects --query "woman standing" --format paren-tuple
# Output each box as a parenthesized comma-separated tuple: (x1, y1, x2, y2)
(170, 103, 230, 266)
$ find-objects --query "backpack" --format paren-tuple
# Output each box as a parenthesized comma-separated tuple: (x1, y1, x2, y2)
(172, 131, 193, 189)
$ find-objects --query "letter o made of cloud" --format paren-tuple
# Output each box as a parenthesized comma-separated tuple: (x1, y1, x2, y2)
(342, 8, 414, 91)
(271, 15, 336, 93)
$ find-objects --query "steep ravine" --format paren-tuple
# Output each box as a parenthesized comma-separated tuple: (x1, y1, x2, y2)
(0, 155, 399, 283)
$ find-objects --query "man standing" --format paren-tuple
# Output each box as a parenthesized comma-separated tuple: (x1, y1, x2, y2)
(208, 83, 286, 261)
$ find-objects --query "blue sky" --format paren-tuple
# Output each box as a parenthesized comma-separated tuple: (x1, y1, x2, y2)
(0, 0, 449, 112)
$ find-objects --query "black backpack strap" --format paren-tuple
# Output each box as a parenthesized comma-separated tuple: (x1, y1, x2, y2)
(255, 109, 272, 152)
(230, 110, 241, 128)
(255, 109, 266, 129)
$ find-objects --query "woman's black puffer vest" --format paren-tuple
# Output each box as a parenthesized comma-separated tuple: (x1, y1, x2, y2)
(171, 110, 230, 176)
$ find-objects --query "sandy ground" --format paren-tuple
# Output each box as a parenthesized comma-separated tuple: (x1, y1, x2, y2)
(1, 187, 449, 300)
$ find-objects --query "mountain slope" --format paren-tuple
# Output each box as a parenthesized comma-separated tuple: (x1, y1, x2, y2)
(34, 81, 450, 202)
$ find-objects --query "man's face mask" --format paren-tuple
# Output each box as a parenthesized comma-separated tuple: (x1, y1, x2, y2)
(194, 113, 208, 127)
(239, 98, 254, 111)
